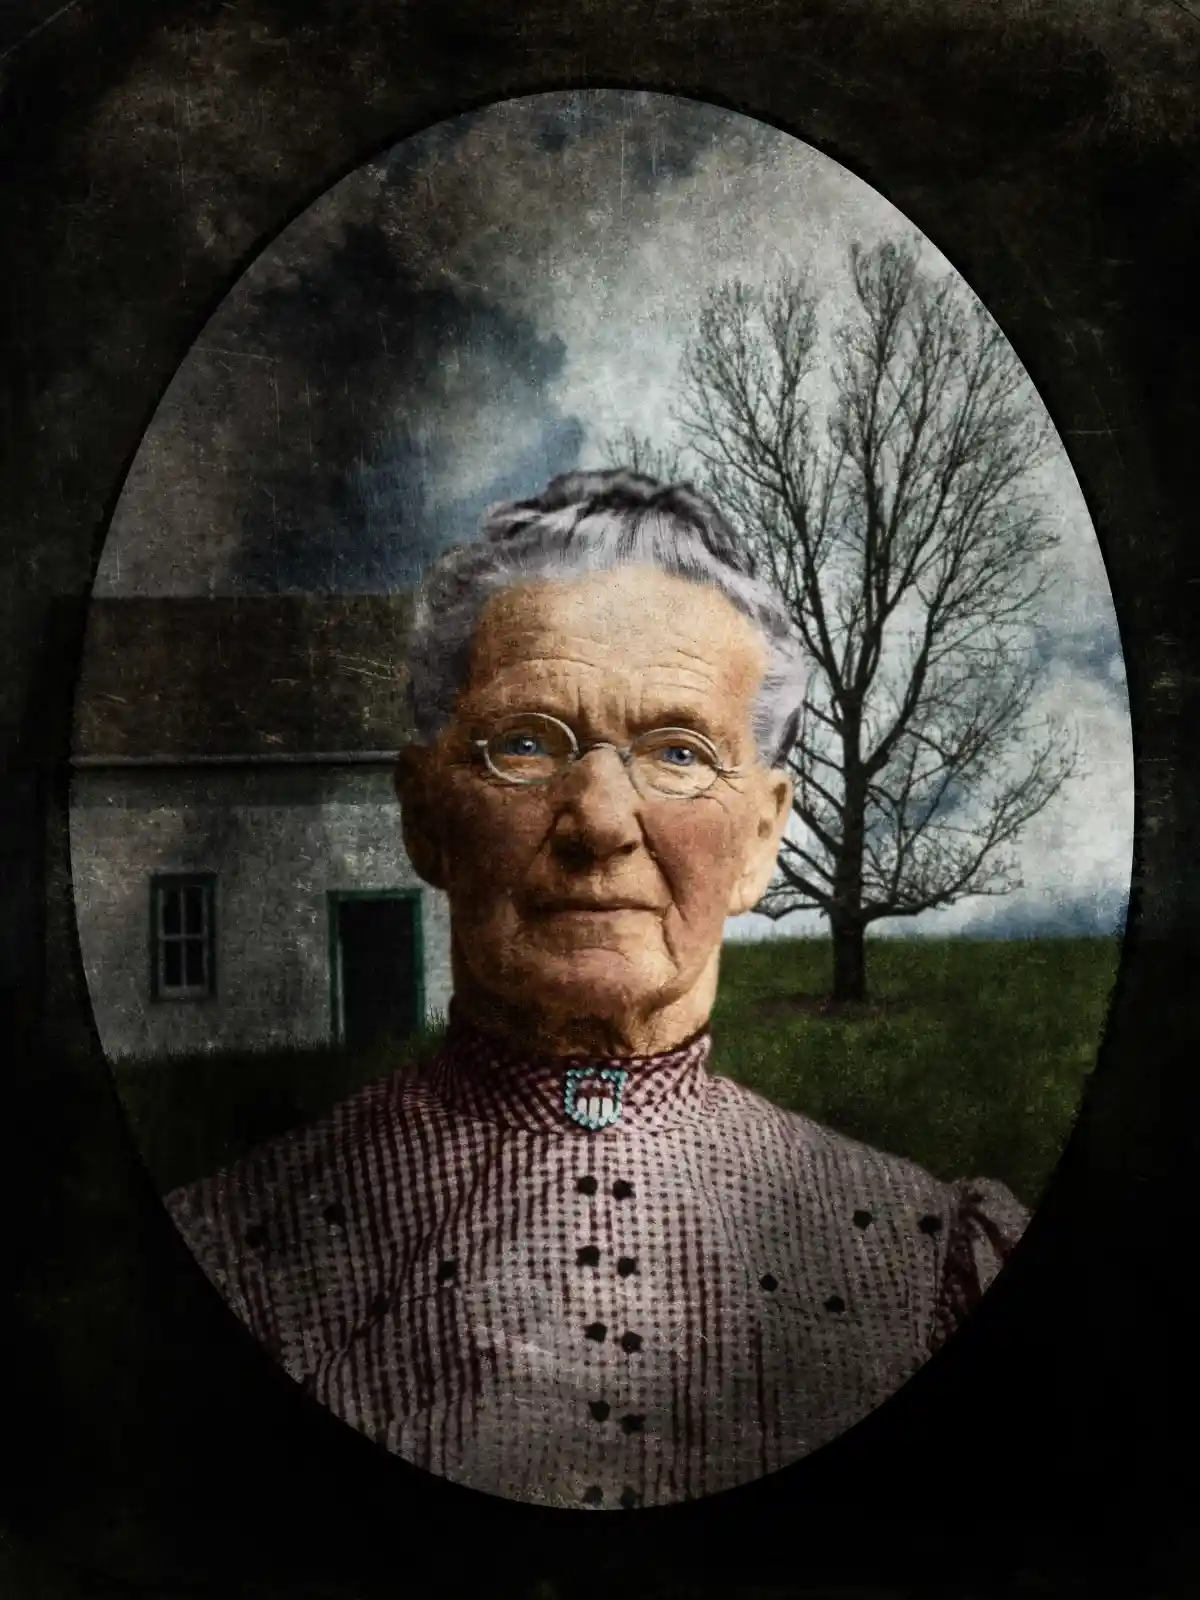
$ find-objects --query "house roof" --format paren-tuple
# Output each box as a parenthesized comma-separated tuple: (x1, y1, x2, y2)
(73, 595, 415, 761)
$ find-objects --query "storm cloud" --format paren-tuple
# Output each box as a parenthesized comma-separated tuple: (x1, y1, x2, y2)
(229, 221, 587, 591)
(96, 92, 736, 597)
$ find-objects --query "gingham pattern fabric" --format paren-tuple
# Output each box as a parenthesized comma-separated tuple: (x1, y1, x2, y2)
(166, 1017, 1029, 1509)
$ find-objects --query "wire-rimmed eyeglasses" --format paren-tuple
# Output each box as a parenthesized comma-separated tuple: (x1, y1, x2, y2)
(471, 712, 743, 800)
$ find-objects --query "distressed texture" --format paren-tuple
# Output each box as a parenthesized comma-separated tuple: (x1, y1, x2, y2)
(74, 596, 414, 758)
(3, 0, 1199, 1593)
(78, 93, 1135, 942)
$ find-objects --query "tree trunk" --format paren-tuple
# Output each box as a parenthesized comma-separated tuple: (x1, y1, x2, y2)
(830, 712, 868, 1003)
(829, 916, 867, 1004)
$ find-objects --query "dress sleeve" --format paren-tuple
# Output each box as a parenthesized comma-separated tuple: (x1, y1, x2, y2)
(166, 1174, 232, 1288)
(929, 1176, 1030, 1355)
(165, 1170, 268, 1342)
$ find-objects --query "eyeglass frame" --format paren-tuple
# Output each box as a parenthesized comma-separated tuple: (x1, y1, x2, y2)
(470, 711, 745, 800)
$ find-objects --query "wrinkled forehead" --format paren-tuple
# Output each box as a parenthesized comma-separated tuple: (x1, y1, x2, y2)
(464, 566, 768, 709)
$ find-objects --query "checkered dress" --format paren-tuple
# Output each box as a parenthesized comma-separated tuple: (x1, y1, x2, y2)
(166, 1017, 1029, 1509)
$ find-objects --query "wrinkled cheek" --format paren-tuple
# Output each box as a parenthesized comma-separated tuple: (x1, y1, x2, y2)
(441, 787, 542, 926)
(652, 812, 743, 944)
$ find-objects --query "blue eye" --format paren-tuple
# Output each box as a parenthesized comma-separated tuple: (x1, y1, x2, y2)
(499, 733, 548, 757)
(661, 745, 697, 766)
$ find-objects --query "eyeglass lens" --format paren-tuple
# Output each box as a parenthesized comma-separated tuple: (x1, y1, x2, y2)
(485, 715, 720, 795)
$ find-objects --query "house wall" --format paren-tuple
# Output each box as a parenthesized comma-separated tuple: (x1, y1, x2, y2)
(69, 764, 452, 1059)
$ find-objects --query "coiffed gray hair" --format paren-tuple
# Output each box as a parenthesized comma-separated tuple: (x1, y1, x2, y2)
(405, 468, 807, 767)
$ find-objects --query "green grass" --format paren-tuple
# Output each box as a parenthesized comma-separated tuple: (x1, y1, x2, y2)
(709, 936, 1121, 1206)
(114, 1026, 444, 1198)
(113, 938, 1121, 1206)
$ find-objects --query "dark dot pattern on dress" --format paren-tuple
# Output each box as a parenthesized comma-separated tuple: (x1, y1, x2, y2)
(824, 1294, 846, 1314)
(582, 1485, 604, 1506)
(369, 1292, 389, 1318)
(619, 1487, 642, 1509)
(173, 1018, 1034, 1509)
(853, 1209, 873, 1228)
(620, 1413, 645, 1434)
(436, 1258, 458, 1284)
(322, 1202, 347, 1227)
(617, 1256, 638, 1277)
(584, 1322, 608, 1342)
(918, 1214, 944, 1235)
(612, 1180, 634, 1200)
(576, 1245, 601, 1267)
(620, 1331, 643, 1353)
(760, 1274, 778, 1292)
(243, 1224, 267, 1250)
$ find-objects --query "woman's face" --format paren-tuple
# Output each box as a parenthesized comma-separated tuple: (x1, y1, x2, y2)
(396, 565, 793, 1050)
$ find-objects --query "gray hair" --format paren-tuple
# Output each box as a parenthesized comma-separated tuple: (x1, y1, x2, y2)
(405, 468, 807, 767)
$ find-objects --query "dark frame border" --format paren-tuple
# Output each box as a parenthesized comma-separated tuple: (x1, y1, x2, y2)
(4, 2, 1200, 1597)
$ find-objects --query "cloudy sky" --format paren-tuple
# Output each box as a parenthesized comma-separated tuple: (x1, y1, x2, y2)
(94, 90, 1133, 941)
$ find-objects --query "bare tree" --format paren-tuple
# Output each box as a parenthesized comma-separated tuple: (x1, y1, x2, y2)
(598, 426, 687, 483)
(653, 239, 1076, 1002)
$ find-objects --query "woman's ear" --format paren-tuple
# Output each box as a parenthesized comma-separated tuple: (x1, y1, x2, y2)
(394, 744, 449, 889)
(727, 770, 793, 916)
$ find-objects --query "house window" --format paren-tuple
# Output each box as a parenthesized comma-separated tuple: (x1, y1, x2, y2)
(151, 875, 216, 1000)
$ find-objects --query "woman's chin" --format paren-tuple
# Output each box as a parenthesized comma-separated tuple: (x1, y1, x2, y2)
(501, 947, 674, 1019)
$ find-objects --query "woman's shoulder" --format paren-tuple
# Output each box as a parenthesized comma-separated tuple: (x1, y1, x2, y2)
(708, 1068, 934, 1179)
(708, 1070, 1031, 1234)
(164, 1062, 428, 1243)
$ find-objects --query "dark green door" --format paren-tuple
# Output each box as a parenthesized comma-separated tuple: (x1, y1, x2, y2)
(334, 895, 420, 1050)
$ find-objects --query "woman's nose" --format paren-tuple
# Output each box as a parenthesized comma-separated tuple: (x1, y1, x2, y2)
(550, 747, 642, 858)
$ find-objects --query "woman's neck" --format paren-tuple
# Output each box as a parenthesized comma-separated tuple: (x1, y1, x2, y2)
(449, 962, 718, 1060)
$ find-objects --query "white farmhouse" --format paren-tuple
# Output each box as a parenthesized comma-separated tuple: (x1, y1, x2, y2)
(69, 595, 452, 1061)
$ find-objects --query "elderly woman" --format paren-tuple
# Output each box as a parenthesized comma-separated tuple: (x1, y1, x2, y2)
(168, 469, 1028, 1511)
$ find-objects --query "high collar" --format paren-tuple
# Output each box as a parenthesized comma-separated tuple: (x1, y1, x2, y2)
(424, 1009, 717, 1134)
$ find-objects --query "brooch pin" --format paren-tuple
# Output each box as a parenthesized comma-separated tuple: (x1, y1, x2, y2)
(564, 1067, 629, 1131)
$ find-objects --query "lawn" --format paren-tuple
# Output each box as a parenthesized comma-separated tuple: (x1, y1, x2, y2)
(113, 936, 1122, 1207)
(708, 936, 1121, 1206)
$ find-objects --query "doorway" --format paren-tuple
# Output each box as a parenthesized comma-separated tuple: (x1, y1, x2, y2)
(328, 890, 423, 1051)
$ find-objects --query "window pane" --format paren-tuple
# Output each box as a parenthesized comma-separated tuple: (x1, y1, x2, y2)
(163, 941, 183, 988)
(184, 886, 206, 936)
(161, 888, 181, 937)
(184, 939, 207, 989)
